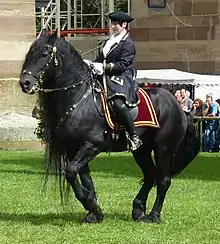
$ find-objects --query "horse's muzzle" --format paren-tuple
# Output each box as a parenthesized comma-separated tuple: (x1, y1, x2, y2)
(19, 75, 38, 94)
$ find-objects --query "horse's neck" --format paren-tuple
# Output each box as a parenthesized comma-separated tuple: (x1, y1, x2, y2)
(42, 75, 90, 129)
(41, 41, 91, 128)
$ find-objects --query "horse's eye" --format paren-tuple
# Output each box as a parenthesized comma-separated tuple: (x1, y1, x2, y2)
(42, 52, 48, 57)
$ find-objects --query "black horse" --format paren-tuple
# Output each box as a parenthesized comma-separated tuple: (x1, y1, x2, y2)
(19, 30, 200, 224)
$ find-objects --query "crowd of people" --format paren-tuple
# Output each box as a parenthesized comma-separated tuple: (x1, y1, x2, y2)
(174, 89, 220, 152)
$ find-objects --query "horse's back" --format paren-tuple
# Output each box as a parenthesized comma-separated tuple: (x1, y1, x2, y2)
(146, 87, 187, 123)
(144, 87, 187, 148)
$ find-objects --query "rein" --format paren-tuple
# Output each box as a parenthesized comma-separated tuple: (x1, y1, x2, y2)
(38, 73, 92, 93)
(22, 43, 105, 127)
(23, 45, 91, 94)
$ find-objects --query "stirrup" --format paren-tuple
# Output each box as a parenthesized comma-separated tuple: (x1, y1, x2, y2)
(128, 135, 143, 151)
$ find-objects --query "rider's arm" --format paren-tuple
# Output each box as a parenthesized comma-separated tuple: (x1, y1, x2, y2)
(105, 39, 135, 75)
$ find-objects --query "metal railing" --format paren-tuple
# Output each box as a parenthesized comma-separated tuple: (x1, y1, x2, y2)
(193, 116, 220, 151)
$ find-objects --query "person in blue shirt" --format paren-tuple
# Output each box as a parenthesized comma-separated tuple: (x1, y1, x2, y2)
(202, 93, 220, 152)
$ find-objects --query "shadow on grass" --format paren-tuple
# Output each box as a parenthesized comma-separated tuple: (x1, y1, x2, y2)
(0, 169, 50, 176)
(0, 155, 44, 171)
(0, 211, 131, 226)
(1, 151, 220, 181)
(90, 153, 220, 182)
(176, 153, 220, 181)
(0, 152, 142, 179)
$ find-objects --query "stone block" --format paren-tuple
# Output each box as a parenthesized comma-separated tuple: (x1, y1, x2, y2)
(130, 28, 149, 41)
(192, 0, 218, 15)
(214, 61, 220, 74)
(174, 0, 192, 16)
(0, 78, 37, 115)
(0, 111, 43, 150)
(0, 60, 23, 78)
(134, 60, 214, 73)
(130, 0, 150, 18)
(177, 26, 215, 40)
(131, 26, 215, 41)
(0, 0, 35, 84)
(0, 16, 35, 41)
(132, 15, 219, 29)
(149, 27, 176, 41)
(135, 41, 211, 62)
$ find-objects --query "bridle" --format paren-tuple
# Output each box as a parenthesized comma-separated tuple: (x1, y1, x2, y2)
(22, 44, 92, 94)
(22, 43, 103, 127)
(22, 45, 58, 93)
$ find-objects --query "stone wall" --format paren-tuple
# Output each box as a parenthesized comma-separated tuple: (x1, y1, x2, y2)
(0, 0, 36, 115)
(130, 0, 220, 74)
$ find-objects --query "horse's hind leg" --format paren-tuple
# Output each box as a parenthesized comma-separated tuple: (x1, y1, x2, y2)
(147, 148, 172, 224)
(132, 147, 156, 221)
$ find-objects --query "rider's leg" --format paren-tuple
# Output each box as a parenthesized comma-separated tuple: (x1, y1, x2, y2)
(112, 97, 142, 151)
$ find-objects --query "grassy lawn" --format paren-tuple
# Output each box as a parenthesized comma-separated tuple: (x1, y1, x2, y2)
(0, 150, 220, 244)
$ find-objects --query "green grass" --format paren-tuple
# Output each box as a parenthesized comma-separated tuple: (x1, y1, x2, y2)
(0, 151, 220, 243)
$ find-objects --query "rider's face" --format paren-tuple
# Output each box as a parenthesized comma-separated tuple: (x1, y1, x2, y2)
(111, 21, 127, 35)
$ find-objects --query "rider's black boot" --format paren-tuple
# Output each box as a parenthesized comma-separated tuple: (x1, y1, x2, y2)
(113, 99, 143, 151)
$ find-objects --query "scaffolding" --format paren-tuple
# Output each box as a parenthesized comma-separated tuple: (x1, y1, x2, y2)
(35, 0, 131, 38)
(35, 0, 130, 57)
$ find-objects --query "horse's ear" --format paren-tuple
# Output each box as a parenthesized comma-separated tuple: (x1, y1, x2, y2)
(53, 28, 58, 37)
(37, 28, 47, 39)
(48, 29, 58, 45)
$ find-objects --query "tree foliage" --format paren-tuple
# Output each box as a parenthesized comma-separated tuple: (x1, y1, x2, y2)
(62, 0, 128, 28)
(36, 0, 128, 31)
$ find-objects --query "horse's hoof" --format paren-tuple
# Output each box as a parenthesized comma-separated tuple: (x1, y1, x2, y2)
(137, 214, 161, 224)
(82, 212, 103, 224)
(148, 212, 161, 224)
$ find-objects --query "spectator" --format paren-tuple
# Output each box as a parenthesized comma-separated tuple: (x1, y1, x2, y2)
(202, 93, 220, 152)
(190, 98, 203, 117)
(180, 89, 193, 114)
(175, 90, 181, 102)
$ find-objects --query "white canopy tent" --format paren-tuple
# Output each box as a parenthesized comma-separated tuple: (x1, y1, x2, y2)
(136, 69, 220, 101)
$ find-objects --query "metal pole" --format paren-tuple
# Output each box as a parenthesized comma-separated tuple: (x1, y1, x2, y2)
(127, 0, 131, 30)
(41, 7, 45, 29)
(200, 119, 203, 152)
(101, 0, 105, 28)
(80, 0, 83, 28)
(108, 0, 114, 35)
(74, 0, 77, 36)
(50, 3, 53, 33)
(127, 0, 131, 14)
(56, 0, 60, 36)
(67, 0, 72, 39)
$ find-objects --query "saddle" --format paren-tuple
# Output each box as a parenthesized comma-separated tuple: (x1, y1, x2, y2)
(102, 87, 160, 130)
(93, 76, 159, 129)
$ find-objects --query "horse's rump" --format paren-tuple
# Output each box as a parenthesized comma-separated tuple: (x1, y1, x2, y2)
(170, 117, 200, 177)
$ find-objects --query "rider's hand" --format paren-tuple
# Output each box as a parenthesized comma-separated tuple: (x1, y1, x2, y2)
(104, 63, 114, 74)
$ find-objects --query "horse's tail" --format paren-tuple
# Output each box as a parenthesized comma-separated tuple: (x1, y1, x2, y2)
(42, 143, 70, 203)
(170, 117, 200, 177)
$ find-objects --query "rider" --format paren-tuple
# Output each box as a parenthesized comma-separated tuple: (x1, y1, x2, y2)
(93, 10, 142, 151)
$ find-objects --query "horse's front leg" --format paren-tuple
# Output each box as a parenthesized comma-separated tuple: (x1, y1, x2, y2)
(65, 142, 103, 223)
(78, 165, 103, 223)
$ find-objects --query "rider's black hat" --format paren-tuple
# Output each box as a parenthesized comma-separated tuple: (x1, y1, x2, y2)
(108, 11, 134, 23)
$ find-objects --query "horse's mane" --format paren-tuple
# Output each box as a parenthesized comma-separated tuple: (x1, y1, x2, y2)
(22, 35, 88, 77)
(23, 34, 92, 197)
(31, 35, 91, 140)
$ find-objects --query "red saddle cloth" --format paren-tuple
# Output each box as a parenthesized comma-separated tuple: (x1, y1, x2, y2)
(102, 87, 160, 129)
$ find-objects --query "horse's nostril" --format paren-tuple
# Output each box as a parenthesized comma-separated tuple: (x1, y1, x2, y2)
(24, 80, 30, 87)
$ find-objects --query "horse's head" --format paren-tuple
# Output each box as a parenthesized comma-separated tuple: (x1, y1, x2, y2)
(19, 29, 58, 94)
